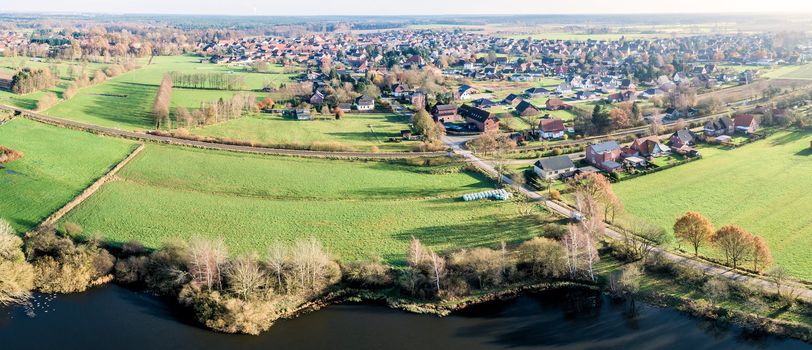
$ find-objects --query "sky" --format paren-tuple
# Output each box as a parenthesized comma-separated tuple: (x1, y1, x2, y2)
(2, 0, 812, 16)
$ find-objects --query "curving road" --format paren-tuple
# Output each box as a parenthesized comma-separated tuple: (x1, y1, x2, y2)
(446, 136, 812, 302)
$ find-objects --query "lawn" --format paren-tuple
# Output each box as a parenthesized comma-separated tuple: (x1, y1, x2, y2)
(44, 55, 296, 131)
(613, 130, 812, 280)
(60, 144, 543, 263)
(0, 118, 137, 232)
(191, 113, 416, 152)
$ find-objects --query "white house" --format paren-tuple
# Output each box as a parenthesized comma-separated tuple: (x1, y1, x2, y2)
(533, 155, 576, 180)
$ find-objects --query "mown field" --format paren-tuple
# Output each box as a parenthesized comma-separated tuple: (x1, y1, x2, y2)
(60, 144, 542, 262)
(764, 64, 812, 80)
(613, 130, 812, 280)
(45, 55, 297, 130)
(192, 113, 415, 152)
(0, 56, 110, 110)
(0, 118, 136, 232)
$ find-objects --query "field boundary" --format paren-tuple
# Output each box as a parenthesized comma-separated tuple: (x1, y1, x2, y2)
(38, 143, 145, 228)
(0, 105, 447, 160)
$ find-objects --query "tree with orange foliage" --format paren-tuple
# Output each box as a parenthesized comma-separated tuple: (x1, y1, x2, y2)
(673, 211, 714, 257)
(572, 173, 623, 223)
(750, 236, 773, 273)
(713, 225, 753, 270)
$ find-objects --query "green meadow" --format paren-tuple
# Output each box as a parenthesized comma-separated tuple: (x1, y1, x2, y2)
(45, 55, 297, 130)
(192, 113, 415, 152)
(61, 144, 542, 262)
(0, 118, 136, 232)
(613, 131, 812, 279)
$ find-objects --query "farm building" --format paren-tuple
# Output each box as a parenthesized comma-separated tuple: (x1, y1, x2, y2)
(432, 104, 459, 123)
(459, 105, 500, 133)
(515, 101, 540, 116)
(734, 114, 759, 134)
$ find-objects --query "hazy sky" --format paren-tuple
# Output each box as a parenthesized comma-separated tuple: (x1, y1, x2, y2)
(2, 0, 812, 16)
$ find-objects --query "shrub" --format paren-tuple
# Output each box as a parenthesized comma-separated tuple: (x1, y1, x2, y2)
(0, 220, 35, 306)
(517, 237, 566, 279)
(62, 222, 83, 237)
(342, 257, 393, 288)
(703, 278, 730, 304)
(549, 189, 562, 201)
(0, 146, 23, 164)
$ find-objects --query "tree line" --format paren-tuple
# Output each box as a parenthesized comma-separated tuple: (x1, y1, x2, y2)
(169, 72, 245, 90)
(10, 68, 56, 94)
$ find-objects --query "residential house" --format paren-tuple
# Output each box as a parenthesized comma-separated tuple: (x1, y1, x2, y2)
(458, 85, 478, 100)
(629, 136, 669, 158)
(459, 104, 500, 132)
(337, 103, 352, 112)
(669, 128, 698, 154)
(538, 118, 566, 139)
(355, 95, 375, 111)
(515, 100, 540, 116)
(585, 141, 623, 172)
(309, 91, 325, 105)
(285, 108, 312, 120)
(703, 116, 734, 136)
(534, 156, 576, 180)
(502, 93, 523, 105)
(546, 98, 572, 111)
(734, 114, 759, 134)
(472, 98, 497, 108)
(525, 87, 551, 97)
(431, 104, 459, 123)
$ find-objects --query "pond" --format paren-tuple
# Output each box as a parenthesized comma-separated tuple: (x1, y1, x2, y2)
(0, 285, 809, 350)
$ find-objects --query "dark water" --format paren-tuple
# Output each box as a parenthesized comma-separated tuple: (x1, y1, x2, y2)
(0, 285, 809, 350)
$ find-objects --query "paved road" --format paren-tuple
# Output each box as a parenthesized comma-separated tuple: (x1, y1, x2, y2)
(445, 135, 812, 302)
(0, 105, 446, 159)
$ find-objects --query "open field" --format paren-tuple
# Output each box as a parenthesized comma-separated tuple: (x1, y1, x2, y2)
(613, 130, 812, 280)
(764, 64, 812, 80)
(44, 55, 296, 130)
(192, 113, 415, 152)
(0, 56, 110, 109)
(60, 144, 542, 262)
(0, 118, 136, 232)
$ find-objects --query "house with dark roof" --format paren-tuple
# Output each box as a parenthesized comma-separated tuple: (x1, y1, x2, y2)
(431, 104, 459, 123)
(502, 93, 522, 105)
(458, 85, 478, 100)
(538, 118, 565, 139)
(534, 155, 576, 180)
(669, 128, 699, 155)
(472, 98, 497, 108)
(585, 141, 622, 172)
(734, 114, 759, 134)
(459, 104, 500, 132)
(515, 100, 540, 117)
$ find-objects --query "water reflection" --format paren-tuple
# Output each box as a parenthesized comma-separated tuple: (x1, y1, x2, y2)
(0, 285, 808, 350)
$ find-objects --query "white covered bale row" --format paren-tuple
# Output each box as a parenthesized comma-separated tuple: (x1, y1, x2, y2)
(462, 189, 512, 201)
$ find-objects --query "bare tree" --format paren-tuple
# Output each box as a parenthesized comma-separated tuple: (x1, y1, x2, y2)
(153, 73, 173, 129)
(188, 237, 228, 290)
(226, 255, 267, 300)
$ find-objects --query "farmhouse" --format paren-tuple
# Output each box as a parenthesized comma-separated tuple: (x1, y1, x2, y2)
(546, 98, 572, 111)
(459, 104, 500, 133)
(431, 104, 459, 123)
(515, 100, 540, 116)
(538, 118, 565, 139)
(734, 114, 759, 134)
(586, 141, 622, 172)
(355, 95, 375, 111)
(534, 155, 576, 180)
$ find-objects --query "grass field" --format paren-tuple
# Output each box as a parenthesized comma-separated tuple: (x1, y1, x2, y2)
(192, 113, 415, 152)
(44, 55, 296, 130)
(0, 56, 110, 110)
(0, 118, 136, 232)
(613, 130, 812, 280)
(764, 64, 812, 80)
(60, 144, 542, 262)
